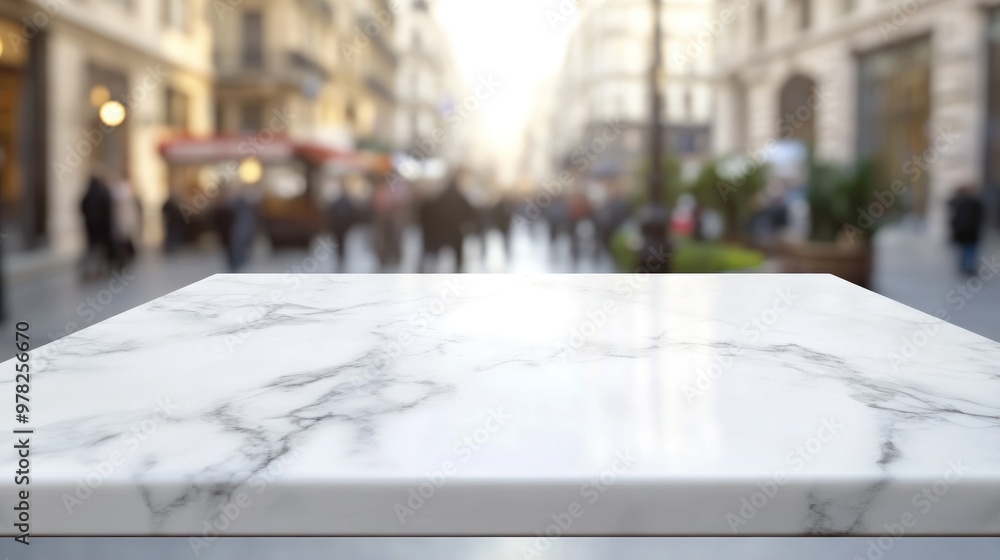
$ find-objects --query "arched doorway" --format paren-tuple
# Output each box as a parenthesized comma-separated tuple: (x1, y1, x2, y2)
(778, 74, 818, 147)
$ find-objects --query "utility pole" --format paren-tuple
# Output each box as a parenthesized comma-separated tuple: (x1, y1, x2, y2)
(638, 0, 671, 272)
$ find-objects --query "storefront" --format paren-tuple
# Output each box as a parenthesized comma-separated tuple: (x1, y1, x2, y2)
(0, 15, 48, 251)
(856, 36, 932, 218)
(85, 63, 130, 182)
(159, 135, 370, 248)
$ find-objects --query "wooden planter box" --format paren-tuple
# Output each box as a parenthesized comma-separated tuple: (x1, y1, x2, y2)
(780, 241, 874, 288)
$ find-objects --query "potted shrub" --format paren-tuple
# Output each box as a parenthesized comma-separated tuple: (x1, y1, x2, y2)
(781, 158, 878, 287)
(690, 156, 767, 243)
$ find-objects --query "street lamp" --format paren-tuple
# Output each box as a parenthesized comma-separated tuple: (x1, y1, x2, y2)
(98, 100, 126, 128)
(637, 0, 671, 272)
(238, 157, 263, 184)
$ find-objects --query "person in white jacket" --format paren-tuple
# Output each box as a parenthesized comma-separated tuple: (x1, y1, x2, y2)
(109, 176, 141, 269)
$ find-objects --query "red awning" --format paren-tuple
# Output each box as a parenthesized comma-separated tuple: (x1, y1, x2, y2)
(158, 134, 296, 165)
(294, 143, 361, 167)
(159, 135, 373, 173)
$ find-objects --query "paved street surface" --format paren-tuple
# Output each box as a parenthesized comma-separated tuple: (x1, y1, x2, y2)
(873, 222, 1000, 343)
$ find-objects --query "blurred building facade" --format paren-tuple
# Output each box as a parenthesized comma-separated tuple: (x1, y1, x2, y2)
(520, 75, 559, 184)
(0, 0, 213, 256)
(1, 0, 426, 262)
(713, 0, 1000, 235)
(544, 0, 716, 182)
(392, 0, 466, 166)
(340, 0, 398, 151)
(212, 0, 342, 144)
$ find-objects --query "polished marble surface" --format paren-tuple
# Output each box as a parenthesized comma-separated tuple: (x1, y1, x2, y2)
(3, 274, 999, 536)
(5, 537, 1000, 560)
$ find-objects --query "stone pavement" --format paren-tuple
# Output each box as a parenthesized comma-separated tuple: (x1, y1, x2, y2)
(872, 222, 1000, 343)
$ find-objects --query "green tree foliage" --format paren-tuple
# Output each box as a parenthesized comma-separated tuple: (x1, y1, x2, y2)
(690, 158, 768, 242)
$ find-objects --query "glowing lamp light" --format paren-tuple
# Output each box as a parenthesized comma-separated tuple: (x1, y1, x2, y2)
(98, 101, 126, 127)
(0, 36, 5, 60)
(238, 158, 263, 184)
(90, 85, 111, 108)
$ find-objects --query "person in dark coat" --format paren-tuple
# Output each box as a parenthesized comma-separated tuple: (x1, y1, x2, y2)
(162, 189, 186, 254)
(490, 194, 515, 257)
(226, 186, 260, 272)
(593, 192, 630, 256)
(326, 189, 358, 269)
(949, 184, 985, 275)
(420, 177, 475, 272)
(418, 191, 441, 269)
(80, 168, 113, 278)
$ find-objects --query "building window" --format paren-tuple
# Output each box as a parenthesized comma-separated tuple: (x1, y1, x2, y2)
(779, 74, 817, 145)
(842, 0, 855, 13)
(799, 0, 812, 30)
(857, 38, 932, 217)
(412, 30, 421, 50)
(240, 102, 263, 133)
(241, 11, 264, 69)
(214, 100, 225, 132)
(755, 3, 767, 46)
(162, 0, 188, 31)
(683, 89, 693, 121)
(164, 87, 190, 130)
(675, 130, 697, 154)
(87, 64, 130, 178)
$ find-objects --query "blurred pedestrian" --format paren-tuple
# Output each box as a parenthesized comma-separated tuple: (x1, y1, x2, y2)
(109, 175, 141, 270)
(225, 185, 261, 272)
(691, 198, 705, 241)
(748, 184, 789, 251)
(420, 176, 475, 272)
(593, 183, 630, 256)
(489, 193, 515, 256)
(79, 165, 113, 278)
(949, 184, 985, 275)
(324, 179, 358, 270)
(161, 188, 185, 254)
(543, 193, 570, 244)
(371, 177, 408, 271)
(212, 196, 234, 264)
(567, 186, 592, 262)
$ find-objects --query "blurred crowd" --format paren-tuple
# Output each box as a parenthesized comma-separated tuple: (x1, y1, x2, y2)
(77, 166, 637, 276)
(78, 163, 142, 278)
(78, 162, 994, 278)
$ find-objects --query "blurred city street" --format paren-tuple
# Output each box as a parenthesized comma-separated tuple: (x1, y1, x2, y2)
(2, 0, 1000, 362)
(2, 0, 1000, 554)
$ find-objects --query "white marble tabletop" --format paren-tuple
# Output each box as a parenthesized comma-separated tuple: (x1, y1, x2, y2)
(3, 274, 999, 537)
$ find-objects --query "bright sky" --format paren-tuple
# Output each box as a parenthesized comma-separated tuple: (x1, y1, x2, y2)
(434, 0, 576, 177)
